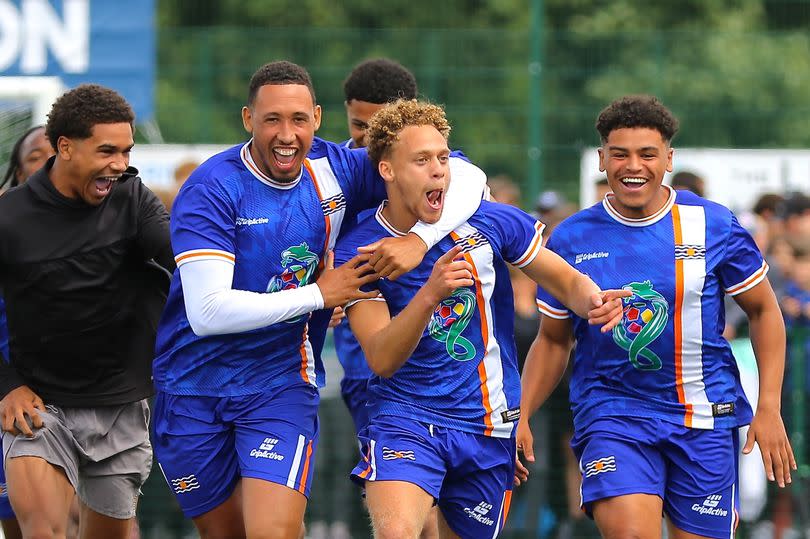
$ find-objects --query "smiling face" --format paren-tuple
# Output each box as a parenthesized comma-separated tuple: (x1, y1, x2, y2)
(380, 124, 450, 226)
(598, 127, 673, 219)
(55, 122, 133, 206)
(242, 83, 321, 182)
(16, 127, 55, 183)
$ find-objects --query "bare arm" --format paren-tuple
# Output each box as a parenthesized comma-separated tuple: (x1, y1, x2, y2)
(733, 278, 796, 487)
(520, 246, 627, 331)
(347, 246, 473, 378)
(515, 316, 575, 463)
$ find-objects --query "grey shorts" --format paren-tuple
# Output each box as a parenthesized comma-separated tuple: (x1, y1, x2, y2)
(2, 399, 152, 519)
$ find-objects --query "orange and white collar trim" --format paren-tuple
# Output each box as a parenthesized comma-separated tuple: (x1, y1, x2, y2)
(602, 184, 676, 227)
(375, 202, 407, 237)
(240, 139, 303, 190)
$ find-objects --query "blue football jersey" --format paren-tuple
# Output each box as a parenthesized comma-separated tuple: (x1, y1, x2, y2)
(335, 201, 545, 438)
(153, 138, 386, 396)
(536, 187, 766, 431)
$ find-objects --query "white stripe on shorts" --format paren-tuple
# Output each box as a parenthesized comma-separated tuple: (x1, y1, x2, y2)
(369, 439, 377, 481)
(286, 434, 306, 489)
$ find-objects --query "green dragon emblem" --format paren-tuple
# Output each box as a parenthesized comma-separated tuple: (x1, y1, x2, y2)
(612, 281, 668, 371)
(428, 287, 477, 361)
(267, 243, 319, 322)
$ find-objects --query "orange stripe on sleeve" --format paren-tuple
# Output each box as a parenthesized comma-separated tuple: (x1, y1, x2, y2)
(175, 251, 235, 264)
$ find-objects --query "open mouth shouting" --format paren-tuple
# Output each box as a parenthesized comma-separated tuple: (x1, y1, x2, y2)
(273, 147, 298, 173)
(94, 175, 119, 197)
(426, 188, 444, 211)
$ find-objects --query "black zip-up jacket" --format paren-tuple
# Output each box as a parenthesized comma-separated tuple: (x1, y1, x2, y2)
(0, 158, 174, 406)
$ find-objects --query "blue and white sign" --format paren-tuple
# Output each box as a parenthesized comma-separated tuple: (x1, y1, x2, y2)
(0, 0, 155, 120)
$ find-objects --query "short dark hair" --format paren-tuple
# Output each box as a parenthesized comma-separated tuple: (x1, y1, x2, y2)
(45, 84, 134, 150)
(343, 58, 418, 104)
(2, 125, 46, 189)
(248, 61, 316, 106)
(595, 95, 679, 144)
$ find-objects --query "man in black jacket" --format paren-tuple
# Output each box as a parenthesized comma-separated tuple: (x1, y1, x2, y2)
(0, 84, 173, 539)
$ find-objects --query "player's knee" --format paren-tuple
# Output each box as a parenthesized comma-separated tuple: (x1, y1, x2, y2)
(597, 527, 652, 539)
(243, 520, 304, 539)
(373, 518, 421, 539)
(14, 519, 65, 539)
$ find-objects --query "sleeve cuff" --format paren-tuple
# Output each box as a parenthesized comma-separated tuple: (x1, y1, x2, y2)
(725, 261, 769, 296)
(536, 299, 570, 319)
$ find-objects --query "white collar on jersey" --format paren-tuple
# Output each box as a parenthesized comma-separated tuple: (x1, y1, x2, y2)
(374, 201, 407, 237)
(602, 184, 676, 227)
(240, 139, 304, 190)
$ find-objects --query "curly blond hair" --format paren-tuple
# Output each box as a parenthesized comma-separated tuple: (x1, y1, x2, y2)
(365, 99, 451, 165)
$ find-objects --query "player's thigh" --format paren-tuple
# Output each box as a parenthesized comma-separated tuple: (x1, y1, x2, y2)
(191, 482, 246, 539)
(436, 509, 460, 539)
(366, 481, 435, 539)
(151, 391, 241, 521)
(241, 477, 307, 539)
(77, 500, 134, 539)
(437, 433, 514, 539)
(662, 427, 739, 539)
(592, 493, 664, 539)
(5, 455, 74, 532)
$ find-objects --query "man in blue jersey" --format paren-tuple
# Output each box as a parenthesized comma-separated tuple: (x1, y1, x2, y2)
(335, 99, 627, 539)
(151, 61, 488, 539)
(518, 95, 795, 539)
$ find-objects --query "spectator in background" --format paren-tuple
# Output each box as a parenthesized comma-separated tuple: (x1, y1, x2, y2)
(153, 158, 201, 213)
(488, 174, 523, 207)
(753, 193, 785, 245)
(781, 192, 810, 248)
(1, 126, 55, 192)
(670, 170, 706, 198)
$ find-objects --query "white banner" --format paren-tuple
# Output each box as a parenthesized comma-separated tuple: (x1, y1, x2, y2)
(130, 144, 230, 189)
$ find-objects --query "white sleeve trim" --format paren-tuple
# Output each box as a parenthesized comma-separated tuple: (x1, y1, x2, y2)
(536, 299, 570, 319)
(509, 221, 546, 268)
(345, 293, 385, 310)
(179, 258, 324, 336)
(724, 261, 769, 296)
(409, 158, 487, 248)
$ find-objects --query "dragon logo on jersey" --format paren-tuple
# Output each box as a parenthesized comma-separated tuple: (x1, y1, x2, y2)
(266, 243, 319, 322)
(612, 281, 668, 371)
(428, 287, 477, 361)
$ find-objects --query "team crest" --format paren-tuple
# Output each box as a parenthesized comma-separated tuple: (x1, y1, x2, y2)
(612, 281, 668, 371)
(267, 243, 319, 322)
(428, 288, 477, 361)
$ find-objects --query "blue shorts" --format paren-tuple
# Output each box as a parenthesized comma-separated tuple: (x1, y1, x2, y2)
(152, 384, 320, 518)
(340, 377, 370, 436)
(0, 439, 13, 520)
(352, 415, 515, 539)
(571, 417, 739, 539)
